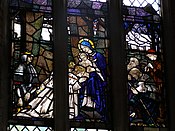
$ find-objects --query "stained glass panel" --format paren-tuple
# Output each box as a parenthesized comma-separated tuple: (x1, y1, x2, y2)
(123, 0, 167, 127)
(67, 0, 111, 124)
(70, 128, 111, 131)
(9, 0, 53, 125)
(123, 0, 160, 14)
(9, 125, 53, 131)
(10, 0, 52, 12)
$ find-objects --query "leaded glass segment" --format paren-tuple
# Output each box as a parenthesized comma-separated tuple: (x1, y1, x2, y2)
(9, 125, 53, 131)
(123, 0, 167, 127)
(10, 0, 52, 13)
(123, 0, 160, 14)
(70, 128, 112, 131)
(9, 0, 53, 129)
(67, 0, 111, 126)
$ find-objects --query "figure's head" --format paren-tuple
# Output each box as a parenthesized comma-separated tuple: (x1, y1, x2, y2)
(128, 67, 142, 80)
(146, 49, 157, 60)
(74, 65, 86, 77)
(68, 61, 75, 69)
(21, 51, 34, 63)
(127, 57, 139, 70)
(78, 38, 94, 54)
(79, 53, 88, 61)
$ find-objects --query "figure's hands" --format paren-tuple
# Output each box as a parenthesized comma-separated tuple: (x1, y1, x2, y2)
(87, 66, 95, 72)
(79, 77, 86, 83)
(24, 93, 30, 101)
(130, 112, 136, 117)
(136, 82, 147, 93)
(131, 87, 138, 94)
(17, 98, 23, 107)
(145, 63, 153, 72)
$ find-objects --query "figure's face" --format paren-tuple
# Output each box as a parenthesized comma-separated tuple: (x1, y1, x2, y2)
(127, 57, 139, 70)
(27, 56, 33, 63)
(79, 53, 87, 61)
(80, 45, 92, 54)
(136, 82, 147, 92)
(129, 68, 142, 80)
(146, 54, 157, 60)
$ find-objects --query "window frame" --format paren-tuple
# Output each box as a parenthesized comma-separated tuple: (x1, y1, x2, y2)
(0, 0, 174, 130)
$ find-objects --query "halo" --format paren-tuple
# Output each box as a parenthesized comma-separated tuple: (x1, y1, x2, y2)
(78, 38, 95, 49)
(24, 51, 32, 55)
(22, 51, 34, 57)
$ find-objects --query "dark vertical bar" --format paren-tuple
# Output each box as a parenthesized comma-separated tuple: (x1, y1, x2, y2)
(109, 0, 128, 131)
(162, 0, 175, 130)
(0, 0, 9, 131)
(53, 0, 69, 131)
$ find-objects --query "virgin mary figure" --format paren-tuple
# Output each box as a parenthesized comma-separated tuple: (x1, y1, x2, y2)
(76, 38, 108, 121)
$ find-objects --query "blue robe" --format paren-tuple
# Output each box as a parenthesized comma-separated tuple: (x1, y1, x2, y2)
(79, 52, 107, 120)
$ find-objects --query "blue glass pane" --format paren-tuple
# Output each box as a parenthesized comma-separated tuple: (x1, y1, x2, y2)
(123, 5, 160, 23)
(123, 0, 161, 15)
(9, 0, 52, 12)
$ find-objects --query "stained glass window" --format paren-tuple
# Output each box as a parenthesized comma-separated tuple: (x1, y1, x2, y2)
(67, 0, 111, 128)
(70, 128, 112, 131)
(9, 0, 53, 130)
(123, 0, 167, 127)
